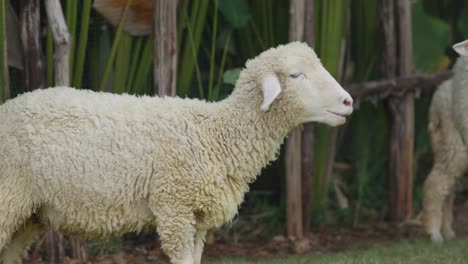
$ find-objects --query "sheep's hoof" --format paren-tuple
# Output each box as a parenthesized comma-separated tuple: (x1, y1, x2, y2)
(443, 229, 456, 241)
(430, 232, 444, 243)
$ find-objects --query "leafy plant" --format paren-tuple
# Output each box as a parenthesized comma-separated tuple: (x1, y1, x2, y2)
(412, 0, 450, 71)
(311, 0, 350, 217)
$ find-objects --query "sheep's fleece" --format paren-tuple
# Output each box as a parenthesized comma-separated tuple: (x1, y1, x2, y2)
(0, 42, 353, 264)
(422, 39, 468, 243)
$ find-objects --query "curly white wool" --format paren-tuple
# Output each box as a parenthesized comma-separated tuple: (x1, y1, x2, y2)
(422, 40, 468, 242)
(0, 42, 352, 264)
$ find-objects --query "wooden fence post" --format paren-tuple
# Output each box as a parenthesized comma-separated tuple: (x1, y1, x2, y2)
(45, 0, 89, 262)
(380, 0, 414, 221)
(20, 0, 44, 91)
(286, 0, 306, 241)
(301, 0, 315, 235)
(153, 0, 178, 96)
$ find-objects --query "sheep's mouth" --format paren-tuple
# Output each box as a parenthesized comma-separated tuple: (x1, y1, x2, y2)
(327, 110, 347, 118)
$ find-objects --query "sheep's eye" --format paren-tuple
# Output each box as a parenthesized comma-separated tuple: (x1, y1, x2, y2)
(290, 72, 303, 78)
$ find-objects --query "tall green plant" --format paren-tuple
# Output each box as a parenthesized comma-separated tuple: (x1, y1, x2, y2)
(65, 0, 78, 81)
(72, 0, 92, 88)
(348, 0, 383, 224)
(99, 0, 133, 91)
(177, 0, 210, 97)
(412, 0, 450, 71)
(46, 28, 54, 87)
(311, 0, 350, 215)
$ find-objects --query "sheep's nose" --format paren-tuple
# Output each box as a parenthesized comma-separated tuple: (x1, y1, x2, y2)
(343, 97, 353, 106)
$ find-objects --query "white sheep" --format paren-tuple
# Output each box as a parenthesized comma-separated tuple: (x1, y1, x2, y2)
(422, 39, 468, 242)
(0, 42, 353, 264)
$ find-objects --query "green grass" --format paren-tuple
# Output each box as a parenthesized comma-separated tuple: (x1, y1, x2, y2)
(210, 238, 468, 264)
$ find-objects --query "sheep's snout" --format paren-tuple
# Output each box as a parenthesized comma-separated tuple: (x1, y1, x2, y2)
(317, 83, 353, 126)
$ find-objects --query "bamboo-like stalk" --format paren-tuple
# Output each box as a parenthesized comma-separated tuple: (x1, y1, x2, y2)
(46, 28, 53, 87)
(72, 0, 92, 88)
(311, 0, 350, 215)
(133, 36, 153, 94)
(183, 10, 203, 98)
(0, 0, 9, 101)
(348, 0, 381, 225)
(127, 37, 143, 92)
(114, 34, 132, 93)
(65, 0, 77, 81)
(99, 0, 133, 91)
(213, 33, 231, 101)
(176, 0, 189, 52)
(177, 0, 209, 96)
(207, 0, 218, 100)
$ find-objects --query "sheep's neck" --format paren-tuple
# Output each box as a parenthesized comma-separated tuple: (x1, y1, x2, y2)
(211, 95, 296, 185)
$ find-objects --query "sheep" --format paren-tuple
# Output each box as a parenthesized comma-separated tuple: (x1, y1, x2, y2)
(422, 39, 468, 242)
(0, 42, 353, 264)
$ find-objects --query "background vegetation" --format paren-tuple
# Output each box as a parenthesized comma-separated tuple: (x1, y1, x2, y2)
(4, 0, 468, 254)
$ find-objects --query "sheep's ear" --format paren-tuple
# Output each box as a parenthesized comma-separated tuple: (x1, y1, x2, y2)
(453, 40, 468, 56)
(261, 74, 281, 111)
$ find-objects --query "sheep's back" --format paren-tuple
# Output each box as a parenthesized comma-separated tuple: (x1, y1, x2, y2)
(0, 87, 213, 219)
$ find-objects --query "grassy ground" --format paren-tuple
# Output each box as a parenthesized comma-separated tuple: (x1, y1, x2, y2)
(210, 238, 468, 264)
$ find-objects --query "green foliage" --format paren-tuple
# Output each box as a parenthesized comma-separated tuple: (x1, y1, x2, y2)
(177, 0, 210, 97)
(311, 0, 350, 217)
(350, 0, 380, 81)
(72, 0, 92, 88)
(459, 6, 468, 37)
(344, 0, 386, 225)
(412, 0, 450, 71)
(46, 28, 53, 87)
(235, 0, 289, 61)
(218, 0, 251, 29)
(99, 0, 132, 91)
(86, 238, 124, 256)
(222, 68, 241, 85)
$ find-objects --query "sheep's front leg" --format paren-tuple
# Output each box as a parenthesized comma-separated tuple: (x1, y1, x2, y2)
(193, 229, 207, 264)
(442, 193, 456, 240)
(155, 207, 196, 264)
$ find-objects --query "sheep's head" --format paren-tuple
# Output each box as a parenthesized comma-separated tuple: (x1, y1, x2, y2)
(244, 42, 353, 127)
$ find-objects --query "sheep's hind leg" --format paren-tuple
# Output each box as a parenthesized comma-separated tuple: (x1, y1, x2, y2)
(441, 193, 456, 241)
(423, 147, 467, 242)
(193, 229, 207, 264)
(1, 220, 47, 264)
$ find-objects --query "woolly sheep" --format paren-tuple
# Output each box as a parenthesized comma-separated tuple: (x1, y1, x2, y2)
(422, 39, 468, 242)
(0, 42, 353, 264)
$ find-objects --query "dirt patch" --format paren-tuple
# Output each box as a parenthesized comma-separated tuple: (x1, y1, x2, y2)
(25, 204, 468, 264)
